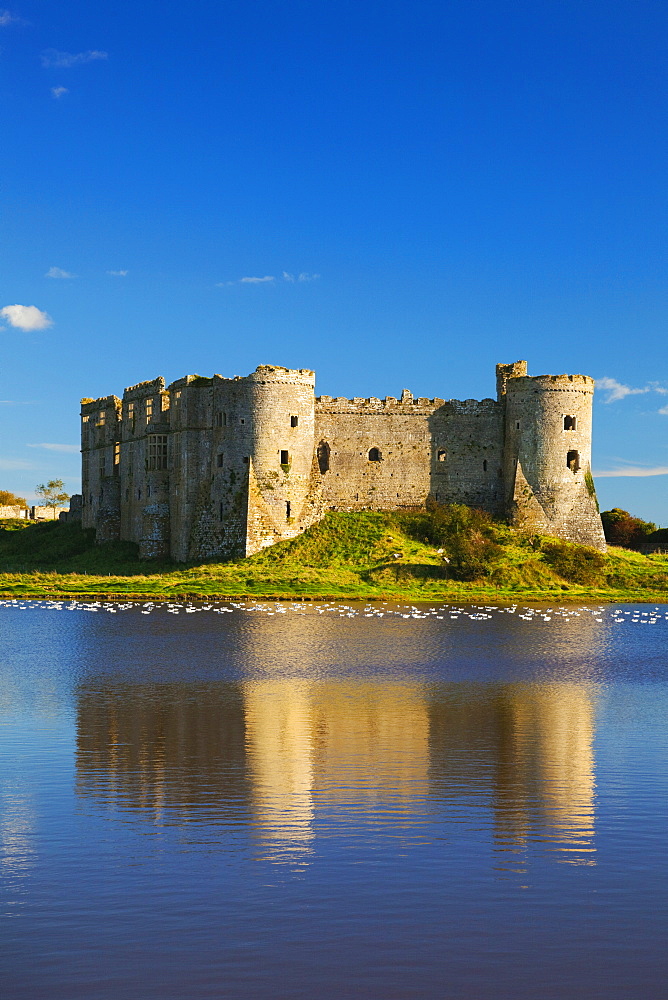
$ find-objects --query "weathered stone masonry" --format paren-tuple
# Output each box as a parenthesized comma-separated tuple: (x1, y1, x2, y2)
(80, 360, 606, 558)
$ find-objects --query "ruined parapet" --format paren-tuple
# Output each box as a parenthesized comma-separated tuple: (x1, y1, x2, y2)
(502, 371, 605, 549)
(496, 360, 528, 401)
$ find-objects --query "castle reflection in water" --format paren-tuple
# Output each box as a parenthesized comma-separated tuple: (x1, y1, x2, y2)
(75, 671, 596, 867)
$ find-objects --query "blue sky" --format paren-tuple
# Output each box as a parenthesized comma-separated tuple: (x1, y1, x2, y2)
(1, 0, 666, 523)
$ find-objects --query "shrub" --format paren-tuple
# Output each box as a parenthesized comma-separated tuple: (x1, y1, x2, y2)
(415, 500, 504, 581)
(600, 509, 657, 549)
(542, 540, 607, 586)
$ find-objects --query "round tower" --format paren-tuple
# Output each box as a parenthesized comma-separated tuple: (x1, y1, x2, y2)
(503, 373, 605, 549)
(244, 365, 320, 548)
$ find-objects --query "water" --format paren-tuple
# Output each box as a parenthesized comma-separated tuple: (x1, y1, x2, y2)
(1, 599, 667, 999)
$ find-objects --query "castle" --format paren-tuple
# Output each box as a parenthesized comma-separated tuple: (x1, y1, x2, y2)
(80, 360, 606, 560)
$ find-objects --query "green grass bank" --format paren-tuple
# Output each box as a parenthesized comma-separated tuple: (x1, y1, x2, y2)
(0, 509, 667, 602)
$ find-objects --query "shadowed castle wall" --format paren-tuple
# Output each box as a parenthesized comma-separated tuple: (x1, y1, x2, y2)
(314, 394, 504, 513)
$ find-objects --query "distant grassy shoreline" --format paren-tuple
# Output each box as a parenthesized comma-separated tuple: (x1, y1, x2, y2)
(1, 511, 666, 604)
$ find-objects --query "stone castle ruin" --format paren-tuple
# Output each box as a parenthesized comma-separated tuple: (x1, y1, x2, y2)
(80, 360, 606, 559)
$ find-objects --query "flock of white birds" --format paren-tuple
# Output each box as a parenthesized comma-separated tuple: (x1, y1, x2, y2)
(0, 598, 666, 625)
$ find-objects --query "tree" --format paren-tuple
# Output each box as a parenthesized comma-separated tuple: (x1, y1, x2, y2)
(600, 508, 657, 549)
(0, 489, 28, 507)
(35, 479, 70, 519)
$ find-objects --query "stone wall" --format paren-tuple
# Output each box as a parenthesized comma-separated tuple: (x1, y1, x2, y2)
(0, 505, 29, 519)
(81, 360, 607, 559)
(315, 394, 504, 514)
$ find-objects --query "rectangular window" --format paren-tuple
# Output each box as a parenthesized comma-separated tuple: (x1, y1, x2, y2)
(567, 450, 580, 472)
(280, 450, 289, 466)
(216, 453, 224, 468)
(564, 415, 577, 431)
(127, 401, 135, 419)
(97, 411, 106, 427)
(82, 414, 89, 423)
(99, 456, 105, 477)
(145, 398, 153, 422)
(219, 501, 224, 522)
(114, 443, 120, 467)
(215, 411, 226, 428)
(291, 415, 299, 427)
(147, 434, 168, 471)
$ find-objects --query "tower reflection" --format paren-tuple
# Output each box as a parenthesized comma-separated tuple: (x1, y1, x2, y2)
(243, 680, 430, 861)
(75, 683, 250, 826)
(429, 681, 597, 865)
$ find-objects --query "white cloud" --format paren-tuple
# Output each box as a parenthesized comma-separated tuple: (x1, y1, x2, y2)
(0, 304, 53, 331)
(0, 458, 34, 470)
(659, 405, 668, 416)
(46, 266, 76, 279)
(596, 377, 649, 403)
(219, 271, 320, 286)
(594, 465, 668, 477)
(107, 269, 128, 276)
(0, 8, 21, 25)
(41, 49, 108, 69)
(27, 443, 79, 453)
(51, 86, 69, 99)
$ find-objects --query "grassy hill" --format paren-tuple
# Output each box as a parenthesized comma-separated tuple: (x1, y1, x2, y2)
(0, 509, 666, 602)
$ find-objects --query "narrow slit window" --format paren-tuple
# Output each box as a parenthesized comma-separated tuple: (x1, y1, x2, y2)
(216, 453, 224, 468)
(317, 441, 330, 473)
(215, 411, 223, 428)
(483, 459, 487, 472)
(567, 450, 580, 472)
(219, 501, 224, 522)
(516, 422, 520, 430)
(291, 415, 299, 427)
(368, 447, 382, 462)
(280, 450, 289, 465)
(564, 415, 577, 431)
(286, 501, 291, 520)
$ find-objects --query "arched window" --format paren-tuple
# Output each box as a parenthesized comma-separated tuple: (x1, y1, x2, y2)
(317, 441, 330, 473)
(437, 450, 446, 462)
(368, 447, 382, 462)
(567, 450, 580, 472)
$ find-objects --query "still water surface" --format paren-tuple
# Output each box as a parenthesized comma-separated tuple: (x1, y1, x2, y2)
(1, 600, 667, 999)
